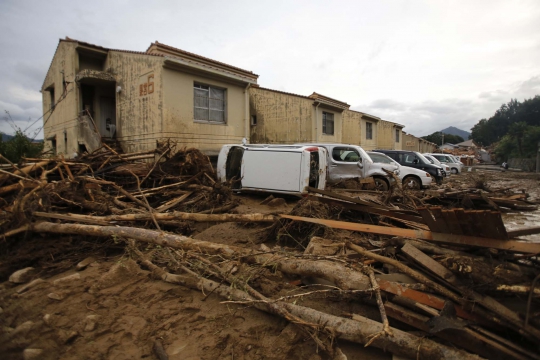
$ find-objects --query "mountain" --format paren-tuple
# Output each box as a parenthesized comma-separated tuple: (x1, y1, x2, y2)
(1, 133, 15, 141)
(440, 126, 470, 141)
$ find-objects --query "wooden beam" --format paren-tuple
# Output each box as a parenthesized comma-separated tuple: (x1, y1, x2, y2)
(279, 214, 540, 254)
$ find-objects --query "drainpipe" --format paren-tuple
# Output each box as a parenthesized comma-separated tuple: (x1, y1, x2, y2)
(244, 83, 252, 144)
(314, 102, 321, 142)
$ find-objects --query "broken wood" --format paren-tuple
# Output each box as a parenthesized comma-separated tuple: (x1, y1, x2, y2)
(280, 214, 540, 253)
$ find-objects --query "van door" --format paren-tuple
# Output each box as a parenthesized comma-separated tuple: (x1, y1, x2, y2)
(327, 146, 364, 183)
(242, 150, 302, 192)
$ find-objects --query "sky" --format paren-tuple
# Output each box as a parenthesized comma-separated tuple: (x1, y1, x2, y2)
(0, 0, 539, 139)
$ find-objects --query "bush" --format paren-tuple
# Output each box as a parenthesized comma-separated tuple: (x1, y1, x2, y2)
(0, 130, 44, 163)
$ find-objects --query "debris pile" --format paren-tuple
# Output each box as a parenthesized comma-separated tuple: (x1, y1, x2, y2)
(1, 154, 540, 359)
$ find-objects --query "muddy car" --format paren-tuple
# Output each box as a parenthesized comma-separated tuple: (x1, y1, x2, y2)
(216, 144, 327, 196)
(296, 143, 398, 191)
(368, 151, 432, 189)
(373, 149, 444, 185)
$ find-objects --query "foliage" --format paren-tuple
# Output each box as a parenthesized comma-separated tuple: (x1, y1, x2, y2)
(494, 125, 540, 160)
(421, 132, 464, 145)
(470, 95, 540, 146)
(0, 130, 44, 163)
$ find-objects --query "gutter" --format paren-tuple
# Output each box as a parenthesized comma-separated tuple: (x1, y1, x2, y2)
(244, 83, 252, 143)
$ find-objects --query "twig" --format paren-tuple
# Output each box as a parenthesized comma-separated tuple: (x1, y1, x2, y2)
(363, 267, 393, 346)
(127, 170, 161, 231)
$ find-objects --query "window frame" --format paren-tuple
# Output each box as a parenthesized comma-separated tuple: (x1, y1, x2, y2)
(331, 147, 360, 163)
(395, 129, 400, 143)
(322, 111, 334, 135)
(193, 83, 227, 124)
(366, 121, 373, 140)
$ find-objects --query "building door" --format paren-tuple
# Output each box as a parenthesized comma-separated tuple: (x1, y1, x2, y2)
(99, 97, 116, 138)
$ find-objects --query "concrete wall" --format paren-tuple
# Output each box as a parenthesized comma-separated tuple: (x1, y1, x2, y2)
(360, 118, 378, 150)
(105, 51, 164, 153)
(342, 110, 362, 145)
(162, 68, 247, 154)
(249, 87, 313, 144)
(315, 105, 342, 144)
(376, 120, 396, 150)
(42, 41, 79, 156)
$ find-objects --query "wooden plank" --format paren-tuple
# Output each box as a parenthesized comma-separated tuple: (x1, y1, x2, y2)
(307, 196, 425, 224)
(383, 303, 532, 360)
(454, 209, 476, 237)
(417, 207, 440, 232)
(429, 207, 451, 233)
(279, 214, 540, 254)
(401, 242, 540, 342)
(441, 209, 464, 235)
(507, 226, 540, 238)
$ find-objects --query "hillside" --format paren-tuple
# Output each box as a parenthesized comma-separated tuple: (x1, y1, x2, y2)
(440, 126, 470, 141)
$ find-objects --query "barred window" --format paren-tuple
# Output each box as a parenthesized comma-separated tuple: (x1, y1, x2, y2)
(395, 129, 400, 142)
(194, 83, 226, 123)
(366, 122, 373, 140)
(322, 111, 334, 135)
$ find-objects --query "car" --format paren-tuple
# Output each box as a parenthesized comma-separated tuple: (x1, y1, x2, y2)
(368, 151, 432, 189)
(423, 154, 450, 177)
(295, 143, 398, 191)
(425, 153, 463, 174)
(217, 144, 327, 196)
(372, 149, 444, 185)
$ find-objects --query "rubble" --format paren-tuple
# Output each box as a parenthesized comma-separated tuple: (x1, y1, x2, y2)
(0, 146, 539, 359)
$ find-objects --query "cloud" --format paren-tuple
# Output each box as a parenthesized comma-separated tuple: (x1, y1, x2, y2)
(353, 75, 540, 136)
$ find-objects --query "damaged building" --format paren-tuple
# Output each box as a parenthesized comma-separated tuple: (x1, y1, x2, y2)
(41, 37, 436, 157)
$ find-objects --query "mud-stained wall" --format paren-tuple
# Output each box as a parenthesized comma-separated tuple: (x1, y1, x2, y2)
(249, 87, 313, 144)
(162, 68, 246, 155)
(105, 52, 164, 153)
(314, 105, 343, 143)
(394, 127, 403, 150)
(402, 132, 418, 151)
(419, 139, 436, 153)
(376, 120, 396, 150)
(342, 110, 362, 145)
(360, 118, 378, 150)
(42, 41, 79, 156)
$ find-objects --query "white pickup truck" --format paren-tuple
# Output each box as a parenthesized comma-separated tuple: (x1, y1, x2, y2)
(296, 143, 398, 191)
(216, 144, 327, 196)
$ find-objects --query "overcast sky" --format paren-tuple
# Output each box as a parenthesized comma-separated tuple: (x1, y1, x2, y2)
(1, 0, 539, 139)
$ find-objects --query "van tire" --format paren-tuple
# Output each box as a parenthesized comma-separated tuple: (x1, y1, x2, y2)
(374, 177, 389, 191)
(403, 176, 421, 190)
(451, 168, 458, 174)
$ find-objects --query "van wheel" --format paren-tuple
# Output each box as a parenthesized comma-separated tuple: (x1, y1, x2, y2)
(451, 168, 458, 174)
(403, 176, 421, 190)
(374, 177, 389, 191)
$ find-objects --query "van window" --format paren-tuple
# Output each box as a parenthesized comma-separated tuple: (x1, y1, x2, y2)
(309, 151, 320, 188)
(400, 153, 421, 165)
(332, 147, 360, 162)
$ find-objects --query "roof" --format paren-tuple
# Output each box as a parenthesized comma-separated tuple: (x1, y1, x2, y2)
(251, 86, 314, 100)
(455, 139, 477, 147)
(147, 41, 258, 79)
(308, 92, 350, 109)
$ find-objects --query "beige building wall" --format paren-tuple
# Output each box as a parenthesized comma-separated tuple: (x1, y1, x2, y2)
(394, 127, 403, 150)
(42, 41, 79, 156)
(360, 118, 378, 150)
(162, 68, 247, 154)
(342, 110, 362, 145)
(313, 105, 342, 144)
(376, 120, 395, 150)
(402, 132, 418, 151)
(249, 87, 313, 144)
(103, 52, 164, 153)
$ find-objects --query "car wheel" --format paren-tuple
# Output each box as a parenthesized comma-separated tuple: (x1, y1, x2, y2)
(403, 176, 421, 190)
(451, 168, 458, 174)
(374, 177, 389, 191)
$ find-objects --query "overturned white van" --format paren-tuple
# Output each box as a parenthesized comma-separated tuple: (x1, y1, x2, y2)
(217, 144, 327, 195)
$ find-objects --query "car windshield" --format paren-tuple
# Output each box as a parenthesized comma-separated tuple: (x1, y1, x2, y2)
(424, 156, 435, 164)
(368, 152, 395, 164)
(416, 153, 430, 165)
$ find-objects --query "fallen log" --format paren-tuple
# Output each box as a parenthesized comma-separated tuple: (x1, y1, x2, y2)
(135, 258, 480, 359)
(280, 214, 540, 253)
(25, 222, 371, 290)
(33, 211, 276, 224)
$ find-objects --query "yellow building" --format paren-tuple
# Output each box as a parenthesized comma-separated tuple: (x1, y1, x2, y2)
(41, 37, 435, 157)
(41, 38, 258, 157)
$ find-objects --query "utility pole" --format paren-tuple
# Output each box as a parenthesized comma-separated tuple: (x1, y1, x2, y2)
(536, 141, 540, 173)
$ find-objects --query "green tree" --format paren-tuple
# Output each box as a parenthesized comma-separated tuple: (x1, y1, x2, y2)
(422, 132, 464, 145)
(0, 130, 44, 163)
(507, 122, 528, 156)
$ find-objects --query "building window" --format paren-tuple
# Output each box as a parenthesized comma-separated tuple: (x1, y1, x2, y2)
(194, 83, 226, 123)
(322, 111, 334, 135)
(251, 115, 257, 126)
(366, 122, 373, 140)
(395, 129, 400, 142)
(49, 87, 55, 110)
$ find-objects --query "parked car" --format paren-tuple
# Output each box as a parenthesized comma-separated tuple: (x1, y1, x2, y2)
(367, 152, 432, 189)
(295, 143, 398, 191)
(372, 150, 444, 185)
(424, 153, 463, 174)
(423, 154, 450, 177)
(217, 144, 327, 196)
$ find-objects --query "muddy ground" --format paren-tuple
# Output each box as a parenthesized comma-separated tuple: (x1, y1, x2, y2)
(1, 169, 539, 360)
